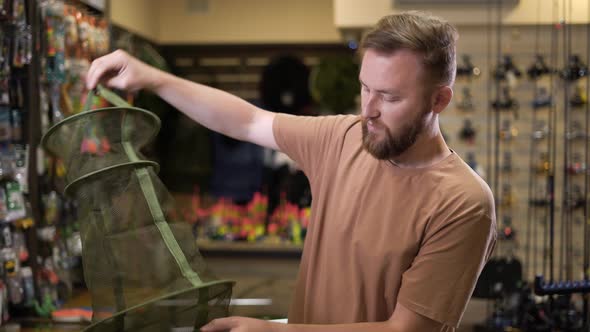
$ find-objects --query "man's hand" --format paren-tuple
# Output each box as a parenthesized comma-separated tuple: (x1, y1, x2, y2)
(86, 49, 161, 92)
(201, 317, 278, 332)
(198, 304, 443, 332)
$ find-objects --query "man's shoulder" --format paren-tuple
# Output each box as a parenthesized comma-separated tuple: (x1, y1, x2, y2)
(274, 113, 360, 142)
(438, 154, 495, 218)
(321, 113, 361, 132)
(276, 113, 359, 126)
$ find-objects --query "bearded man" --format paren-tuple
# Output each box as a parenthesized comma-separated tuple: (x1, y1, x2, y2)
(86, 11, 496, 332)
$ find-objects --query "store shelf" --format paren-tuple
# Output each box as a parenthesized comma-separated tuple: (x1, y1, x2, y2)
(197, 239, 303, 258)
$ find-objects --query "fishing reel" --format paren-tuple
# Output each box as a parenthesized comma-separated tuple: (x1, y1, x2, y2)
(532, 86, 552, 109)
(456, 86, 475, 111)
(501, 151, 513, 173)
(492, 87, 519, 117)
(458, 118, 476, 144)
(532, 120, 549, 140)
(527, 54, 552, 80)
(516, 286, 553, 332)
(566, 153, 586, 175)
(560, 55, 588, 81)
(569, 85, 587, 108)
(500, 184, 515, 208)
(500, 219, 516, 241)
(466, 151, 478, 170)
(534, 152, 551, 175)
(465, 152, 485, 178)
(499, 119, 519, 142)
(494, 55, 522, 81)
(530, 187, 549, 207)
(565, 120, 586, 141)
(456, 54, 481, 79)
(565, 184, 585, 210)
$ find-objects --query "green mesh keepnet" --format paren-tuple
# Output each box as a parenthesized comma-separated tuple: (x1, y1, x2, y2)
(41, 86, 234, 332)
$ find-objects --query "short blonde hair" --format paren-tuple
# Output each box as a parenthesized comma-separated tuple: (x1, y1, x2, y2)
(361, 11, 458, 87)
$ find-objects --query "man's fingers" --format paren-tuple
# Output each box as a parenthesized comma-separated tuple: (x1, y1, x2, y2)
(86, 52, 124, 90)
(86, 56, 107, 89)
(85, 57, 99, 86)
(86, 62, 106, 90)
(201, 317, 237, 331)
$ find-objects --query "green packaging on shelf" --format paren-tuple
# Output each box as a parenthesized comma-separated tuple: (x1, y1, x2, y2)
(41, 85, 234, 331)
(5, 180, 25, 222)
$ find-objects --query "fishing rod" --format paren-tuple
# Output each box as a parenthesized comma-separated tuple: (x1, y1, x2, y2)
(493, 0, 502, 220)
(525, 0, 543, 281)
(548, 0, 559, 285)
(583, 0, 590, 326)
(482, 1, 495, 322)
(560, 0, 572, 283)
(486, 0, 493, 192)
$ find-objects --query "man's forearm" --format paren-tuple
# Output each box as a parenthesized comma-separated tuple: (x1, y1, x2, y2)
(272, 321, 396, 332)
(199, 315, 437, 332)
(149, 69, 263, 142)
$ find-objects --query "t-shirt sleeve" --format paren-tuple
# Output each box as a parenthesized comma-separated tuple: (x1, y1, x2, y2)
(272, 113, 356, 182)
(396, 208, 496, 328)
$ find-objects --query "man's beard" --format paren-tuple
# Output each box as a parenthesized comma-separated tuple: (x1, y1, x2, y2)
(361, 113, 426, 160)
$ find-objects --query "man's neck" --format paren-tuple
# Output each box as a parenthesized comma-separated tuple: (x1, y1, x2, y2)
(389, 127, 451, 169)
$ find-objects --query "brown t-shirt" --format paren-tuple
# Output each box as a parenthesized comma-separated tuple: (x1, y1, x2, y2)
(273, 114, 497, 330)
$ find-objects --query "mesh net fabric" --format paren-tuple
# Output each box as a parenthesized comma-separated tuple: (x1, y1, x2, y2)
(41, 86, 234, 331)
(42, 106, 160, 187)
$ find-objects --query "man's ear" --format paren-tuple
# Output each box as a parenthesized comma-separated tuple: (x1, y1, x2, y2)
(431, 86, 453, 114)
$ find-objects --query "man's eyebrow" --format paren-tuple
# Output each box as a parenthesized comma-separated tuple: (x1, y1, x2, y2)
(359, 78, 399, 95)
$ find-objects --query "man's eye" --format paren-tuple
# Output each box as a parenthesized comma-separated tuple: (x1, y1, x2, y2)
(384, 97, 399, 102)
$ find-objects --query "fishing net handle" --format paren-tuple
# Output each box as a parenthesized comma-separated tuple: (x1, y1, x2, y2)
(84, 85, 132, 111)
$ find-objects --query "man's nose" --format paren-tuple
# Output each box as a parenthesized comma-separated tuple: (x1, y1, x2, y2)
(362, 94, 380, 119)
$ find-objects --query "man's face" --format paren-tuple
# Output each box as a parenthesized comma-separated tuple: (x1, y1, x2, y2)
(359, 49, 433, 160)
